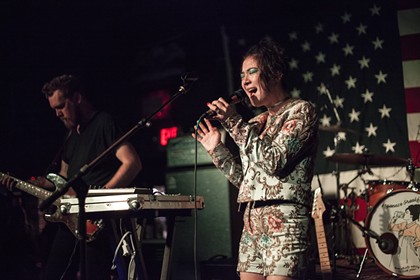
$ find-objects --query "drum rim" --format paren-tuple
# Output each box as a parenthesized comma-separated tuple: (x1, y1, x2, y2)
(367, 180, 411, 185)
(365, 189, 420, 278)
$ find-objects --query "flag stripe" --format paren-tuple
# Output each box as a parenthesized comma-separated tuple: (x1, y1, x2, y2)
(407, 112, 420, 141)
(400, 34, 420, 60)
(402, 60, 420, 88)
(405, 87, 420, 113)
(397, 8, 420, 36)
(409, 141, 420, 160)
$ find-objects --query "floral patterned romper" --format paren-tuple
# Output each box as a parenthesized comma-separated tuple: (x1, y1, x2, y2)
(209, 98, 318, 278)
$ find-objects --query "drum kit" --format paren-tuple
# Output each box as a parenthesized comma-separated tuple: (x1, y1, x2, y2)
(324, 149, 419, 278)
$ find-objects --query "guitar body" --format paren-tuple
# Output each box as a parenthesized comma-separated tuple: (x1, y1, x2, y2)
(312, 187, 333, 280)
(0, 172, 103, 242)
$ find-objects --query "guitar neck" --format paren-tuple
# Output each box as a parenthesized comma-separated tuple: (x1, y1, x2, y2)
(0, 172, 55, 203)
(314, 218, 332, 278)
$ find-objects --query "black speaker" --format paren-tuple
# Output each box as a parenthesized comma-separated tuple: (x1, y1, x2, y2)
(165, 135, 242, 280)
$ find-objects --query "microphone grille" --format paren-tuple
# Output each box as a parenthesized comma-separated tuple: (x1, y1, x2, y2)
(232, 89, 245, 102)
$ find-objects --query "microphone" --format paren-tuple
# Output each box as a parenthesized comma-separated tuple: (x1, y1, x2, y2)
(201, 89, 245, 118)
(377, 232, 398, 255)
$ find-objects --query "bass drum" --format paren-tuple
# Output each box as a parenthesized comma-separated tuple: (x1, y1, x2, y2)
(367, 180, 409, 207)
(365, 189, 420, 278)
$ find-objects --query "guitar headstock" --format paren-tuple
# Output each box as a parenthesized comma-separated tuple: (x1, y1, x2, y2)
(312, 187, 326, 220)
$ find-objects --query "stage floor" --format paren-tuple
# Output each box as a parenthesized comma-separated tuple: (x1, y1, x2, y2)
(325, 258, 420, 280)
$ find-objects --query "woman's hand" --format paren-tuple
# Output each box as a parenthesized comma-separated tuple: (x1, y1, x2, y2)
(192, 118, 221, 152)
(206, 97, 236, 121)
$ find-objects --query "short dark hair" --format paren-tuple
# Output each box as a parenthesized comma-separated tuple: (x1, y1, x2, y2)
(243, 37, 287, 90)
(407, 205, 420, 221)
(41, 74, 86, 99)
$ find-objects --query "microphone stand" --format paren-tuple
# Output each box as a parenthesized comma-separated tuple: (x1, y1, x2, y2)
(39, 76, 196, 280)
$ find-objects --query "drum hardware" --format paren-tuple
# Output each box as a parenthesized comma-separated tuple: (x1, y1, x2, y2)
(406, 159, 419, 191)
(332, 163, 373, 266)
(407, 158, 416, 181)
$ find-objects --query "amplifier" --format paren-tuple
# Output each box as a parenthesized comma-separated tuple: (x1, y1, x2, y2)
(166, 130, 226, 167)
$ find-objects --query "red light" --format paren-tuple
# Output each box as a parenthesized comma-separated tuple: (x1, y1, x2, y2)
(160, 127, 178, 146)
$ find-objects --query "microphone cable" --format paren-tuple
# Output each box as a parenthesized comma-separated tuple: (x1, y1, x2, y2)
(192, 117, 204, 280)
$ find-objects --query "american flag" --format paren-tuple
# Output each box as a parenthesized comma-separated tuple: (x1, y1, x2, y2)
(397, 0, 420, 173)
(225, 0, 419, 198)
(283, 1, 411, 174)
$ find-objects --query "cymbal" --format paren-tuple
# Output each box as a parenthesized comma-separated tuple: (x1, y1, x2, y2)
(326, 153, 409, 166)
(319, 124, 358, 134)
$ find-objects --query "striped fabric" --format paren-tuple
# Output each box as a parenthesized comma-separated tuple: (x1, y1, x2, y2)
(398, 0, 420, 169)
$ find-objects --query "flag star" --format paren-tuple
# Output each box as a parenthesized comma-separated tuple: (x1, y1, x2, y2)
(378, 104, 392, 118)
(290, 88, 301, 98)
(315, 52, 326, 63)
(301, 41, 311, 52)
(317, 83, 328, 94)
(370, 5, 381, 16)
(319, 114, 332, 127)
(315, 23, 324, 33)
(330, 64, 341, 76)
(375, 70, 388, 84)
(342, 43, 355, 56)
(341, 12, 352, 23)
(365, 123, 378, 137)
(358, 56, 370, 69)
(348, 108, 361, 123)
(383, 139, 396, 153)
(345, 76, 357, 89)
(328, 33, 339, 44)
(289, 32, 298, 41)
(361, 89, 374, 103)
(289, 58, 299, 70)
(323, 146, 335, 158)
(372, 37, 384, 50)
(352, 142, 366, 154)
(303, 71, 314, 83)
(333, 96, 344, 108)
(356, 23, 367, 35)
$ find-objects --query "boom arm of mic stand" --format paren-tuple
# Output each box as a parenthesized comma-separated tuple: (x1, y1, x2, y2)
(325, 88, 341, 124)
(340, 208, 380, 241)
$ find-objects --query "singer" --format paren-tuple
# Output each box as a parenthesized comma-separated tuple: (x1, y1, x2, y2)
(193, 37, 318, 280)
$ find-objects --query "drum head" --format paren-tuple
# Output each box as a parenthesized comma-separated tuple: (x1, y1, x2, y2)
(365, 190, 420, 278)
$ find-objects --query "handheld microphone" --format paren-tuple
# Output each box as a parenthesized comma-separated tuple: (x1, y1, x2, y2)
(201, 89, 245, 118)
(377, 232, 398, 255)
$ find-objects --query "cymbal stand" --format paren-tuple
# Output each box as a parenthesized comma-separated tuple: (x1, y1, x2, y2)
(331, 133, 342, 274)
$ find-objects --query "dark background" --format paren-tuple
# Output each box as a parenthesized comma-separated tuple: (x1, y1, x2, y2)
(0, 1, 411, 279)
(0, 0, 331, 186)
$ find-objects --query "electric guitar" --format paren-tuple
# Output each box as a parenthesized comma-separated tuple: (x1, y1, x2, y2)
(311, 187, 333, 280)
(0, 172, 103, 242)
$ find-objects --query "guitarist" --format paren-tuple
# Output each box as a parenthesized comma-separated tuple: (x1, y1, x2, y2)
(1, 74, 142, 280)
